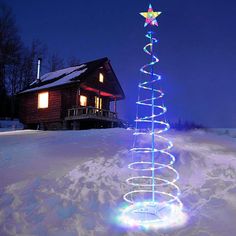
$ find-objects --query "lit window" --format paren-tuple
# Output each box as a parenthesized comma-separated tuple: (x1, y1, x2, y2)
(38, 92, 48, 109)
(99, 73, 104, 83)
(95, 96, 102, 109)
(80, 95, 87, 106)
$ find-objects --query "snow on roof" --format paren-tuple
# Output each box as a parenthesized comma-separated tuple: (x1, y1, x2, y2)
(20, 58, 110, 94)
(29, 64, 86, 86)
(40, 64, 86, 82)
(23, 68, 87, 93)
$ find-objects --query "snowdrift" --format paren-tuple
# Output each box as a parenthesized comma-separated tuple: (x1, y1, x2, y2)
(0, 128, 236, 235)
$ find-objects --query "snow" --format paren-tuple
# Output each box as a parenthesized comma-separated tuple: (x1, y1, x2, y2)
(30, 64, 86, 87)
(40, 64, 86, 83)
(23, 67, 87, 93)
(0, 120, 23, 132)
(208, 128, 236, 138)
(0, 128, 236, 235)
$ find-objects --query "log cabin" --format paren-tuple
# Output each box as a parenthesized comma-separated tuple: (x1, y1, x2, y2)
(18, 57, 125, 130)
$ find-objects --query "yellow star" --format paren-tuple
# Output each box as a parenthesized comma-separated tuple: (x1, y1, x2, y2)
(140, 4, 161, 27)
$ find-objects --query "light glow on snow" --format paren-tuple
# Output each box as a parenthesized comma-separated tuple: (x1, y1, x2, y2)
(1, 128, 236, 235)
(117, 202, 187, 230)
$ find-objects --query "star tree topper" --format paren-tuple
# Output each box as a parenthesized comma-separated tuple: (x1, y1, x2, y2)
(140, 4, 161, 27)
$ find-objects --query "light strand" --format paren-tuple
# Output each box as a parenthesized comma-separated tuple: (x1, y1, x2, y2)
(120, 30, 185, 229)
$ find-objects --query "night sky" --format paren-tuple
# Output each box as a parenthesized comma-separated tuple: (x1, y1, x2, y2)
(5, 0, 236, 128)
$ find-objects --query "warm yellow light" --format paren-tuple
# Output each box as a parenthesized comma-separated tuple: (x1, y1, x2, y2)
(38, 92, 48, 109)
(80, 95, 87, 106)
(99, 73, 104, 83)
(95, 96, 102, 109)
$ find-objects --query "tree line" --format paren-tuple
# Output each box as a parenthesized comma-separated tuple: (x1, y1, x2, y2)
(170, 119, 205, 130)
(0, 3, 80, 118)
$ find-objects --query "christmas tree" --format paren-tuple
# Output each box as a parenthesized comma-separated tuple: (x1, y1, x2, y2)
(119, 4, 186, 229)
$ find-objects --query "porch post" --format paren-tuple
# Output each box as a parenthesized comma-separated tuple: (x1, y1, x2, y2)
(98, 90, 101, 114)
(76, 87, 80, 107)
(114, 97, 117, 113)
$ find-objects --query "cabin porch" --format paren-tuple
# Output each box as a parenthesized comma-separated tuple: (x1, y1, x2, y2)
(64, 106, 123, 130)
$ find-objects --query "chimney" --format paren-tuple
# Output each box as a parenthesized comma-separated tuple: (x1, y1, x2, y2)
(37, 58, 42, 82)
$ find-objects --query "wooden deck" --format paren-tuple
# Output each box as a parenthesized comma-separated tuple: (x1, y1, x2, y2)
(65, 107, 119, 122)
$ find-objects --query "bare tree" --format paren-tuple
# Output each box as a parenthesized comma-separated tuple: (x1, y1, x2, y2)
(0, 2, 22, 117)
(47, 52, 64, 72)
(19, 40, 47, 90)
(67, 56, 80, 67)
(0, 2, 69, 118)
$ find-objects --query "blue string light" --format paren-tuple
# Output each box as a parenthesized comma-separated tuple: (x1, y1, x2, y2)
(118, 5, 186, 229)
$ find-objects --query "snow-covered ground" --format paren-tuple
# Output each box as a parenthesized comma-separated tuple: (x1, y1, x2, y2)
(208, 128, 236, 138)
(0, 128, 236, 236)
(0, 120, 23, 132)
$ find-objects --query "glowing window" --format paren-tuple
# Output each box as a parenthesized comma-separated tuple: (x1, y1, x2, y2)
(80, 95, 87, 106)
(99, 73, 104, 83)
(95, 96, 102, 109)
(38, 92, 48, 109)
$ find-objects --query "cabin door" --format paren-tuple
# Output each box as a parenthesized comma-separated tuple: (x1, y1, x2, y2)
(95, 96, 102, 110)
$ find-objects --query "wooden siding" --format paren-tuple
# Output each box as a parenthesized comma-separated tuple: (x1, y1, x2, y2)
(60, 86, 78, 119)
(60, 85, 110, 117)
(82, 68, 122, 99)
(19, 89, 61, 125)
(18, 61, 122, 127)
(80, 88, 110, 110)
(19, 87, 112, 126)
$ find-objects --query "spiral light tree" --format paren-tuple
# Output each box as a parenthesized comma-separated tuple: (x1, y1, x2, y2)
(119, 4, 186, 229)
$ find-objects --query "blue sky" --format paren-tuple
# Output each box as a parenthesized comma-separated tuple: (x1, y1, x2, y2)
(6, 0, 236, 127)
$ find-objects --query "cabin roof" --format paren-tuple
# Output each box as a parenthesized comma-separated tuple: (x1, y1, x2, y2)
(19, 57, 125, 99)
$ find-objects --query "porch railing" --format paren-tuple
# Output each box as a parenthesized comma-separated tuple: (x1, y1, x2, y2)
(66, 106, 118, 120)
